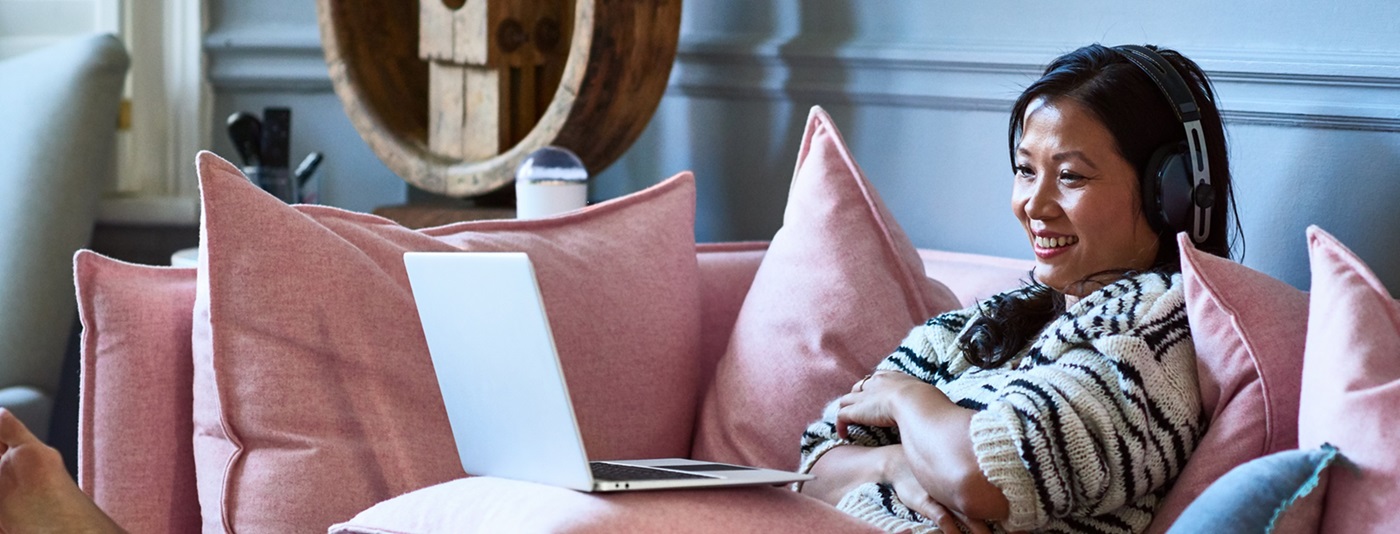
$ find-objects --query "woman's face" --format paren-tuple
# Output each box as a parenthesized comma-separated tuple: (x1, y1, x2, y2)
(1012, 97, 1160, 297)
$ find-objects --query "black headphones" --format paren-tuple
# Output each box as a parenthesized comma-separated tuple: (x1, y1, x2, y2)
(1111, 45, 1216, 244)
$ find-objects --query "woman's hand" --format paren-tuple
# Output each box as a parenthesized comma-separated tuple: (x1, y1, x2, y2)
(837, 371, 1013, 524)
(885, 445, 994, 534)
(0, 409, 128, 533)
(835, 371, 945, 439)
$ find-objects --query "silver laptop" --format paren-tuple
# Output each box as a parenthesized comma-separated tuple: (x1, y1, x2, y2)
(403, 251, 813, 492)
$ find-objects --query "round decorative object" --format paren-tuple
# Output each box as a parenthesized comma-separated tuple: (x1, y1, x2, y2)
(315, 0, 682, 198)
(515, 146, 589, 219)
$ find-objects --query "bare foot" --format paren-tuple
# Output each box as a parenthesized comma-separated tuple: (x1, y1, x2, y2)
(0, 408, 126, 534)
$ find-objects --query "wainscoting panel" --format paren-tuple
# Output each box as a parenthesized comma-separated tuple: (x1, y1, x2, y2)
(208, 1, 1400, 289)
(599, 31, 1400, 290)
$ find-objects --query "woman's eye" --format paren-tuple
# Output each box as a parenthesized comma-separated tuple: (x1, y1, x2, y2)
(1058, 170, 1086, 183)
(1013, 165, 1033, 177)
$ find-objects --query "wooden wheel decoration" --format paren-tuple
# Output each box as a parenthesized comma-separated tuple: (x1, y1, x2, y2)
(315, 0, 682, 198)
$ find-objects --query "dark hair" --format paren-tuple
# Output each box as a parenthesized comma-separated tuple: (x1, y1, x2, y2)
(960, 43, 1241, 369)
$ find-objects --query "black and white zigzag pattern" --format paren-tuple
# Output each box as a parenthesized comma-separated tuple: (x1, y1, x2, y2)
(799, 271, 1202, 534)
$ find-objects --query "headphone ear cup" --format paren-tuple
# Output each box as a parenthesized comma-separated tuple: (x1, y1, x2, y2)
(1143, 142, 1195, 234)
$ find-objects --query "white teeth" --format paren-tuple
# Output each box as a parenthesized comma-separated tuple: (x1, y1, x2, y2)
(1035, 235, 1079, 249)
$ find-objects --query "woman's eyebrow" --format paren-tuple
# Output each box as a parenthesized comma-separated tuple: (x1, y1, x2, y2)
(1015, 147, 1100, 171)
(1052, 150, 1099, 170)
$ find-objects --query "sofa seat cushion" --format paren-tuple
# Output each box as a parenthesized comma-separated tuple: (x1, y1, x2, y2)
(330, 477, 882, 534)
(190, 152, 703, 533)
(695, 242, 771, 386)
(917, 249, 1034, 307)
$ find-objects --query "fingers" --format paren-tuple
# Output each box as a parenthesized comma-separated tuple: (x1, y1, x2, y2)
(856, 371, 912, 396)
(834, 390, 893, 439)
(834, 411, 851, 440)
(854, 374, 873, 393)
(957, 511, 994, 534)
(0, 408, 8, 455)
(834, 391, 859, 439)
(837, 392, 855, 408)
(0, 409, 38, 449)
(890, 476, 945, 526)
(914, 500, 992, 534)
(832, 396, 870, 440)
(849, 374, 874, 396)
(920, 501, 961, 534)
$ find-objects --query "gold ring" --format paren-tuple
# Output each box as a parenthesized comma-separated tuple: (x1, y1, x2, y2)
(856, 374, 873, 392)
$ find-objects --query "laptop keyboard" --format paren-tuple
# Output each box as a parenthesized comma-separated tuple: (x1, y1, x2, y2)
(590, 462, 714, 481)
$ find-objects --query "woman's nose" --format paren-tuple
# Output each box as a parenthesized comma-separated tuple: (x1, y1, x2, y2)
(1021, 177, 1060, 220)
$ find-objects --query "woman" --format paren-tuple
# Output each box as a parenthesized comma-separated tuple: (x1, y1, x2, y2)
(797, 44, 1236, 534)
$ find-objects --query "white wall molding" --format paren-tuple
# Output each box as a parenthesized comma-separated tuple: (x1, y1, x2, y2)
(204, 26, 331, 90)
(200, 27, 1400, 132)
(672, 37, 1400, 133)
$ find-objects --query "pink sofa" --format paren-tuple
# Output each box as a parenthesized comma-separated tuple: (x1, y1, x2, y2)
(72, 237, 1336, 533)
(74, 236, 1033, 533)
(74, 108, 1397, 533)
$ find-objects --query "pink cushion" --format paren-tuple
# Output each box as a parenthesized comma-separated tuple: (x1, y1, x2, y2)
(1298, 226, 1400, 533)
(918, 249, 1034, 307)
(189, 152, 703, 533)
(1272, 472, 1329, 534)
(696, 241, 770, 385)
(695, 243, 1030, 394)
(691, 106, 960, 471)
(1148, 234, 1310, 533)
(73, 251, 200, 534)
(329, 477, 882, 534)
(697, 245, 1033, 383)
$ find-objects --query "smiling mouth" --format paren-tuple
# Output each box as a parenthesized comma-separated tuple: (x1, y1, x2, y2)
(1034, 235, 1079, 249)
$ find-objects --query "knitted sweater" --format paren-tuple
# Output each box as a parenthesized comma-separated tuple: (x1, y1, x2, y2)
(799, 271, 1202, 533)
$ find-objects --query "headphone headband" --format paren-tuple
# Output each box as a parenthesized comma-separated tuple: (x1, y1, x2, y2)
(1111, 44, 1214, 244)
(1113, 45, 1202, 123)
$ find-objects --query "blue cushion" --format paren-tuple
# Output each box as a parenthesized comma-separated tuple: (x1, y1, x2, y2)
(1167, 444, 1339, 534)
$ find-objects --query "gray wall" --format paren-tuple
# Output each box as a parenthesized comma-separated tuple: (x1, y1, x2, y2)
(210, 1, 1400, 291)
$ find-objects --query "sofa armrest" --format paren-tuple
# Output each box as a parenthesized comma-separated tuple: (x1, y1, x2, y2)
(0, 34, 129, 435)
